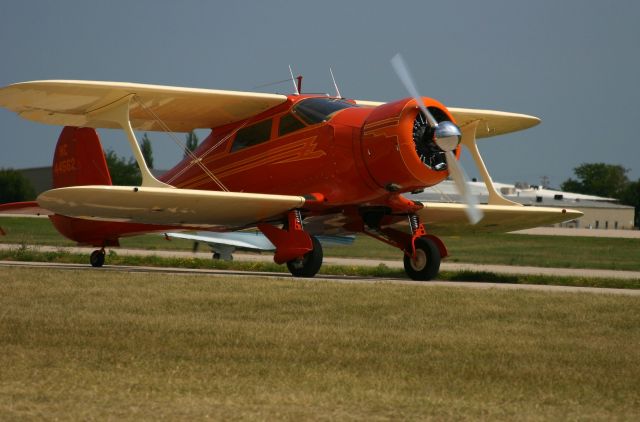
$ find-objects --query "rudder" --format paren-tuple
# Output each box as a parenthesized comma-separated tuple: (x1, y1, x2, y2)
(53, 126, 112, 187)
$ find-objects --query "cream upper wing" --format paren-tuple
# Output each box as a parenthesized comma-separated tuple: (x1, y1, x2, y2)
(0, 80, 288, 132)
(447, 107, 540, 138)
(355, 100, 540, 138)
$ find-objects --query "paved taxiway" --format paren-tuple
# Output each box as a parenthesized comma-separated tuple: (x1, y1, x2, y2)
(1, 259, 638, 297)
(2, 243, 640, 281)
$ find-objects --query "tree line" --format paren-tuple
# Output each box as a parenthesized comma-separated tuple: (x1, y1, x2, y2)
(0, 131, 199, 202)
(106, 131, 200, 185)
(560, 163, 640, 227)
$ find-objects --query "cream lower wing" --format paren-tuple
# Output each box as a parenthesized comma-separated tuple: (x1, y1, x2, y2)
(392, 203, 582, 236)
(37, 186, 305, 228)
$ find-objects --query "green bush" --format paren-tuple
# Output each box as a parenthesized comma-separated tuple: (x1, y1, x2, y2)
(0, 168, 36, 203)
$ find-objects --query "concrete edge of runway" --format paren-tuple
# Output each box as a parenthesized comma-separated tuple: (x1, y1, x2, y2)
(1, 243, 640, 280)
(2, 259, 639, 297)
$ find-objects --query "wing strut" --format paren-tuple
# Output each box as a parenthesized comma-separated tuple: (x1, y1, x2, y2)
(86, 95, 171, 188)
(132, 96, 230, 192)
(459, 120, 521, 206)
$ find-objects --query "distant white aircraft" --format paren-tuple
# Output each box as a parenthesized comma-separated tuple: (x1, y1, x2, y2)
(410, 180, 615, 204)
(164, 231, 354, 261)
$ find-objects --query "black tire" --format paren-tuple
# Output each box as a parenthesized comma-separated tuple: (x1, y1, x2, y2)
(90, 249, 105, 268)
(403, 237, 441, 281)
(212, 252, 233, 261)
(286, 235, 323, 278)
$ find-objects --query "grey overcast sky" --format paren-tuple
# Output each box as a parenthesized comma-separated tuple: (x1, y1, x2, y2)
(1, 0, 639, 188)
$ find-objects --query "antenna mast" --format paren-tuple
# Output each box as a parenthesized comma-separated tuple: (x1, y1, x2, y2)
(296, 75, 303, 94)
(288, 65, 300, 95)
(330, 67, 342, 98)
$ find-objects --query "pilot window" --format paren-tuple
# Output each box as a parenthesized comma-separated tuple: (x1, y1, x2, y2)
(292, 97, 358, 124)
(278, 113, 306, 137)
(231, 119, 272, 152)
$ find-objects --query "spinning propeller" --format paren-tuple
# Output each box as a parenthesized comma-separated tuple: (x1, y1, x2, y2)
(391, 54, 483, 225)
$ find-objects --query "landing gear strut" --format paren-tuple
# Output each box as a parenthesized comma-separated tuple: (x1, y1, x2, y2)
(404, 214, 444, 281)
(90, 248, 105, 267)
(287, 235, 323, 278)
(258, 209, 323, 278)
(403, 237, 441, 281)
(360, 212, 446, 281)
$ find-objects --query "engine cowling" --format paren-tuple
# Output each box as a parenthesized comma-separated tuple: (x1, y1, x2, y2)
(360, 97, 459, 193)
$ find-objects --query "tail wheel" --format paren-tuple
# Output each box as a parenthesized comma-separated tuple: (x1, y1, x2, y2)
(403, 237, 441, 281)
(286, 235, 323, 278)
(90, 249, 105, 267)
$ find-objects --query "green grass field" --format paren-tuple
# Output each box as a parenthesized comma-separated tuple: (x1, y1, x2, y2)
(1, 267, 638, 420)
(2, 216, 640, 271)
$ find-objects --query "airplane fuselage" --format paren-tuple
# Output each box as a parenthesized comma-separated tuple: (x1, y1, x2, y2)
(160, 95, 458, 214)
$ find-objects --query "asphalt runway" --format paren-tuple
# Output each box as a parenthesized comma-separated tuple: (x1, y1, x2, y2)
(2, 260, 638, 297)
(2, 243, 640, 280)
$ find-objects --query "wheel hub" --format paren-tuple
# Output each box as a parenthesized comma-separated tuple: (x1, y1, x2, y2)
(410, 248, 427, 271)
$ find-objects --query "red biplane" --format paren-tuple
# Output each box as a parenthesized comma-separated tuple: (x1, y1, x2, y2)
(0, 57, 580, 280)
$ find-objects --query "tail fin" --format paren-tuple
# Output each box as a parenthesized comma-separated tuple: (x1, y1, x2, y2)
(53, 126, 112, 188)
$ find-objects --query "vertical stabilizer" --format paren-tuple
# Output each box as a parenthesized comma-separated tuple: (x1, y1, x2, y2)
(53, 126, 112, 188)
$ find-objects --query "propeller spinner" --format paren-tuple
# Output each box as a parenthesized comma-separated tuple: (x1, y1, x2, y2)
(391, 54, 483, 225)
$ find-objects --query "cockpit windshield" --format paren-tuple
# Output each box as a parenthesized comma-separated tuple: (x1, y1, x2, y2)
(292, 97, 359, 124)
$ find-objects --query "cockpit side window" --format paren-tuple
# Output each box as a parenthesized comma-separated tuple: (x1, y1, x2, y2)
(231, 119, 272, 152)
(278, 113, 306, 137)
(292, 97, 359, 124)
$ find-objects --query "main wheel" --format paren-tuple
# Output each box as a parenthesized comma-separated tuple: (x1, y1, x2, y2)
(90, 249, 105, 268)
(403, 237, 441, 281)
(286, 235, 323, 278)
(213, 252, 233, 261)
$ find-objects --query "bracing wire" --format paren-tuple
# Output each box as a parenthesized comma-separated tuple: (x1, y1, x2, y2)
(251, 78, 295, 90)
(133, 96, 230, 192)
(163, 119, 249, 187)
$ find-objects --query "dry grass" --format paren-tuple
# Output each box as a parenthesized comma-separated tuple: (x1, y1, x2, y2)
(1, 267, 639, 420)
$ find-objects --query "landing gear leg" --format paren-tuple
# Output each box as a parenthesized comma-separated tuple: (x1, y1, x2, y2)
(90, 248, 106, 267)
(287, 235, 323, 278)
(403, 237, 440, 281)
(361, 213, 446, 281)
(404, 214, 442, 281)
(258, 209, 322, 278)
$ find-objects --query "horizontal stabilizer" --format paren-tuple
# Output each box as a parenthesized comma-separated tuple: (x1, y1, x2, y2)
(0, 201, 53, 216)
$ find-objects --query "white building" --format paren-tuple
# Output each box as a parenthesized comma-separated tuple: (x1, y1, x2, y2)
(409, 180, 635, 230)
